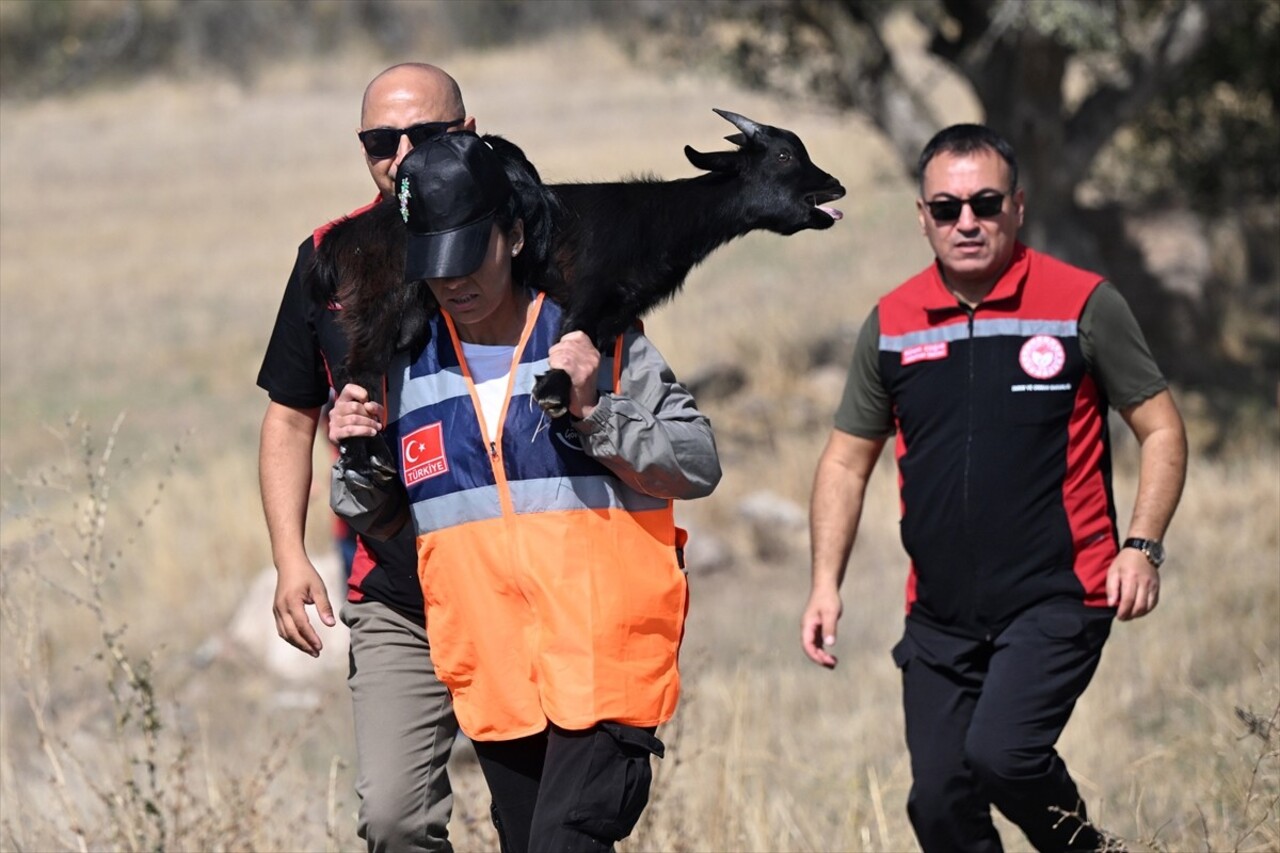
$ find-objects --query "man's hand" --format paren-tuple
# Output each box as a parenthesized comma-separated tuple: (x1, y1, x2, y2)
(802, 586, 843, 668)
(1108, 389, 1184, 623)
(328, 383, 384, 442)
(804, 431, 882, 670)
(272, 557, 336, 656)
(548, 332, 601, 419)
(1107, 547, 1160, 621)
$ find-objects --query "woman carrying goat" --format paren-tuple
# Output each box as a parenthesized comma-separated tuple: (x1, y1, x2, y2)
(327, 131, 721, 853)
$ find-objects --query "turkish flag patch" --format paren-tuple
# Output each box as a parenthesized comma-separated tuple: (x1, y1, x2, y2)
(401, 422, 448, 485)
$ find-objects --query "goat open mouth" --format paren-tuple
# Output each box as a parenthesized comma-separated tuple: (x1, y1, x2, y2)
(808, 188, 846, 222)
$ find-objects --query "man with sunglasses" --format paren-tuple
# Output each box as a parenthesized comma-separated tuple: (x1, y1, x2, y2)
(257, 63, 474, 852)
(802, 124, 1186, 852)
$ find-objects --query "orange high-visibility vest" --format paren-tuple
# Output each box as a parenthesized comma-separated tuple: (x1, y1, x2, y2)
(385, 292, 688, 740)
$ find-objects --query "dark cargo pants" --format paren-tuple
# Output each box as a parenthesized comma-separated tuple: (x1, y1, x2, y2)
(894, 599, 1114, 853)
(472, 722, 664, 853)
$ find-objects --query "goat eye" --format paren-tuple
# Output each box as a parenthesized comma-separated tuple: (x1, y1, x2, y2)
(777, 151, 792, 163)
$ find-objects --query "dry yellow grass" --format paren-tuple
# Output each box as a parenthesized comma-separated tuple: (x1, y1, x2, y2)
(1, 30, 1276, 853)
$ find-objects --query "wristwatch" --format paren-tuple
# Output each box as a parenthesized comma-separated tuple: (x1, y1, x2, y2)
(1122, 537, 1165, 569)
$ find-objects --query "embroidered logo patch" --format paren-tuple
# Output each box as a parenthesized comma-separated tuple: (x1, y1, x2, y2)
(398, 177, 411, 223)
(402, 422, 448, 485)
(901, 341, 949, 365)
(1019, 335, 1066, 379)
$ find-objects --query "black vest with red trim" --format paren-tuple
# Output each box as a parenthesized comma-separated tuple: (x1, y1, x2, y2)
(878, 244, 1116, 637)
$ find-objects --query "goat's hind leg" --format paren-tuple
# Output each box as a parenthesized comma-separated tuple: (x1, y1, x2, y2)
(334, 374, 399, 486)
(330, 376, 405, 541)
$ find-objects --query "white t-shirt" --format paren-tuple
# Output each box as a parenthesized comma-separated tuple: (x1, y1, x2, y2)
(459, 341, 515, 437)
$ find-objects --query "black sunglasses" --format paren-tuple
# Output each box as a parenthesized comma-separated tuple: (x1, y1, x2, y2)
(358, 118, 465, 160)
(925, 192, 1008, 223)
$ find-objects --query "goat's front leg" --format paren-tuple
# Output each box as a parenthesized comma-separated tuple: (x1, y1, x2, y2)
(532, 307, 593, 419)
(533, 277, 619, 417)
(533, 283, 596, 417)
(532, 361, 574, 419)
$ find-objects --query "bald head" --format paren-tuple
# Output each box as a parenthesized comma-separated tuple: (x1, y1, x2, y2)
(358, 63, 474, 200)
(361, 63, 465, 128)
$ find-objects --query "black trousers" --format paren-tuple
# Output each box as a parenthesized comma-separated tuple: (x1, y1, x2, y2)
(471, 722, 664, 853)
(894, 599, 1114, 853)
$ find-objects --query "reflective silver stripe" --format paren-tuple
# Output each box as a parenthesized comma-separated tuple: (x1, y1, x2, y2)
(393, 352, 620, 420)
(411, 485, 504, 531)
(880, 318, 1077, 352)
(509, 360, 550, 395)
(879, 324, 968, 352)
(973, 318, 1077, 339)
(398, 361, 553, 418)
(511, 357, 618, 393)
(409, 476, 666, 532)
(509, 476, 668, 515)
(397, 367, 473, 417)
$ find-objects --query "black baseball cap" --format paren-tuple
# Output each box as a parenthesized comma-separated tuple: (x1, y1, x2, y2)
(397, 131, 513, 281)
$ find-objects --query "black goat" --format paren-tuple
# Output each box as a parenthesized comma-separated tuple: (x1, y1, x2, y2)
(531, 108, 844, 414)
(313, 108, 845, 419)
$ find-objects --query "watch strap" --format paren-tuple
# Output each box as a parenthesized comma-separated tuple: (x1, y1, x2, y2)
(1122, 537, 1164, 568)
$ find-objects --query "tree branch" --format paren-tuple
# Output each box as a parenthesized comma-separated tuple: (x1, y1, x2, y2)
(797, 0, 941, 175)
(1062, 0, 1224, 183)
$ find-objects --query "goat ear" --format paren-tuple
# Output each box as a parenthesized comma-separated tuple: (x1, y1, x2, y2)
(685, 145, 739, 174)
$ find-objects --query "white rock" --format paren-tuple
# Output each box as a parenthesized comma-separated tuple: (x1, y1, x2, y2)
(213, 551, 350, 682)
(737, 490, 807, 531)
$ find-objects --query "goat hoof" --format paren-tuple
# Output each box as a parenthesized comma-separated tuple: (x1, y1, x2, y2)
(539, 398, 568, 418)
(338, 434, 398, 484)
(533, 369, 572, 419)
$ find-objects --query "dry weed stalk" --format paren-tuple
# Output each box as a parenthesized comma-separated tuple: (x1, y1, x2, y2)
(1, 584, 91, 853)
(0, 415, 330, 852)
(1047, 801, 1129, 852)
(1122, 696, 1280, 853)
(1231, 699, 1280, 852)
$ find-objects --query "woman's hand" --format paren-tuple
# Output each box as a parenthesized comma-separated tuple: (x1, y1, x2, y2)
(548, 332, 601, 419)
(328, 384, 384, 443)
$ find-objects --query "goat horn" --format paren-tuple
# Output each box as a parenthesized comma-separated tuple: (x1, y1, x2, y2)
(713, 108, 762, 141)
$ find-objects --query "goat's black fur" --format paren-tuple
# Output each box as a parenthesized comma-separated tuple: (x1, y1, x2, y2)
(311, 108, 845, 419)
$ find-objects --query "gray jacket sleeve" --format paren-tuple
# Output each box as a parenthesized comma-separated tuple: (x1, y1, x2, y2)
(573, 331, 722, 500)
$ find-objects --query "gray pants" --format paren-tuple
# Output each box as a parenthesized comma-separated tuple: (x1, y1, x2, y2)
(343, 599, 458, 853)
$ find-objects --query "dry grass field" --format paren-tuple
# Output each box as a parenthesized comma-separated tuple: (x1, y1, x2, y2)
(1, 31, 1276, 853)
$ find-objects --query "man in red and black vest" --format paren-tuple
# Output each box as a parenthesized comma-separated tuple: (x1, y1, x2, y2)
(257, 63, 474, 852)
(801, 124, 1187, 852)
